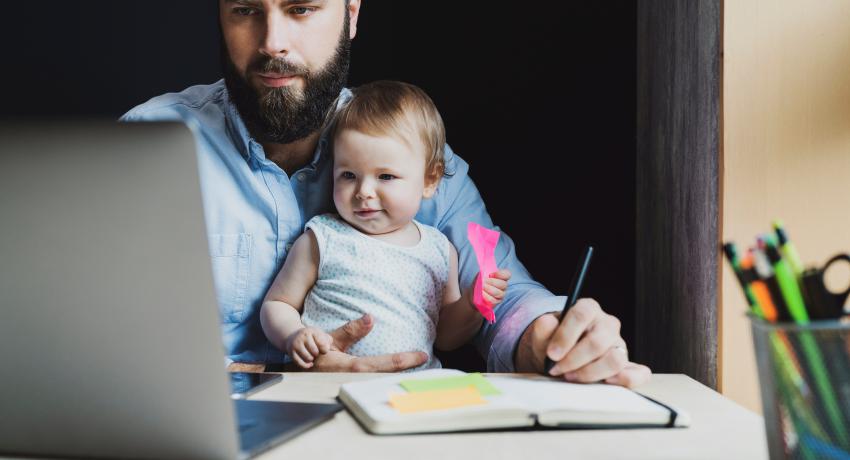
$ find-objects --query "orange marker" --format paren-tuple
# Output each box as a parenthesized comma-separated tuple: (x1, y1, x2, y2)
(742, 255, 778, 322)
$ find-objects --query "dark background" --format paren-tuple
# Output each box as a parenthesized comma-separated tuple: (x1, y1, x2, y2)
(0, 2, 636, 369)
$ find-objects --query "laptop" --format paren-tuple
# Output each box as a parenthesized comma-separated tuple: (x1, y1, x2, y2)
(0, 122, 341, 459)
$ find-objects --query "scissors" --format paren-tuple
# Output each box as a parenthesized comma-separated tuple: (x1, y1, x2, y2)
(802, 253, 850, 320)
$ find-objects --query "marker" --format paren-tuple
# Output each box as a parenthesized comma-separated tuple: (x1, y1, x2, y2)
(723, 243, 763, 318)
(773, 220, 804, 275)
(741, 255, 778, 322)
(753, 246, 791, 322)
(764, 238, 809, 323)
(544, 246, 593, 374)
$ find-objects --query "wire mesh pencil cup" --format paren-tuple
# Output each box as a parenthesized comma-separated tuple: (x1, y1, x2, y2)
(750, 316, 850, 459)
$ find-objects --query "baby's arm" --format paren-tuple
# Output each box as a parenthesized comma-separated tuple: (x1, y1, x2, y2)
(436, 243, 511, 351)
(260, 230, 331, 369)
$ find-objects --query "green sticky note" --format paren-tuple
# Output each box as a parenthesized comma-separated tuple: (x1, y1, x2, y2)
(399, 373, 501, 396)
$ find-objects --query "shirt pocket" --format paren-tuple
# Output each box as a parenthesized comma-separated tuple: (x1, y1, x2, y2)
(209, 233, 252, 323)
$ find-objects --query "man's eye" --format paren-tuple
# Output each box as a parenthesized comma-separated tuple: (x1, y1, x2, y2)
(290, 6, 315, 16)
(340, 171, 355, 180)
(378, 174, 396, 181)
(233, 7, 260, 16)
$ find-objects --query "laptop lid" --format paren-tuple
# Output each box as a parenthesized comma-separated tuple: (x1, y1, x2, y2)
(0, 122, 240, 459)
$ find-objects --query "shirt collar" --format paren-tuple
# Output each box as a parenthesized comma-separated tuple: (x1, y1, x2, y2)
(219, 81, 253, 161)
(221, 82, 353, 168)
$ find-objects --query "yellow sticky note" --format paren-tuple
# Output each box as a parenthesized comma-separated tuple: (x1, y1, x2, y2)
(400, 373, 501, 396)
(388, 386, 488, 414)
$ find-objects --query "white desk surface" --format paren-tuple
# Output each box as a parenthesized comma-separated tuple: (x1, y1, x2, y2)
(251, 373, 768, 460)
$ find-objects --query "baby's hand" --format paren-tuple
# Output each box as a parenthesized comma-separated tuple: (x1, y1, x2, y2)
(482, 269, 511, 306)
(287, 327, 332, 369)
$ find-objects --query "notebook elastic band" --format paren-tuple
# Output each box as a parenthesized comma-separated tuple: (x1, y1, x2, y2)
(637, 393, 678, 428)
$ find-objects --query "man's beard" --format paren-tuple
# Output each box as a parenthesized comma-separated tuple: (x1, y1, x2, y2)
(222, 22, 351, 144)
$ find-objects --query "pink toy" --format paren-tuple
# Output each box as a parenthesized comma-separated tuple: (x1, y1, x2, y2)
(467, 222, 500, 324)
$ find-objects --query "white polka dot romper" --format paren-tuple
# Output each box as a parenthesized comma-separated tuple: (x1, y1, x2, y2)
(301, 213, 450, 370)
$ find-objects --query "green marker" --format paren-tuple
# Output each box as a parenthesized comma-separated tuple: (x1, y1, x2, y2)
(764, 238, 809, 323)
(773, 220, 804, 275)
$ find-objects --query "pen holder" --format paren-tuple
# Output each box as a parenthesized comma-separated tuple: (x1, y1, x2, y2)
(750, 316, 850, 459)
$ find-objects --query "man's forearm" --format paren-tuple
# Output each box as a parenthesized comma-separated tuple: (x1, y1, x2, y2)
(476, 286, 565, 372)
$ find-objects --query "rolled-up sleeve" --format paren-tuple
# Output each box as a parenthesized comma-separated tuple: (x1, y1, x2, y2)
(427, 145, 565, 372)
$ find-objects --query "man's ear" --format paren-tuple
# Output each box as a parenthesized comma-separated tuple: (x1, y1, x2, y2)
(348, 0, 362, 40)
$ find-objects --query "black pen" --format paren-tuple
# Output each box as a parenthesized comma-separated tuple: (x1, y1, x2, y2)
(544, 246, 594, 374)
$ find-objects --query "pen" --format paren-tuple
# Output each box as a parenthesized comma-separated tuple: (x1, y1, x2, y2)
(544, 246, 593, 374)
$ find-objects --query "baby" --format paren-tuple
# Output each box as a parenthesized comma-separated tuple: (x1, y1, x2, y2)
(260, 80, 510, 370)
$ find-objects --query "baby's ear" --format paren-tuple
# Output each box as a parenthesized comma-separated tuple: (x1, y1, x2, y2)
(422, 165, 443, 199)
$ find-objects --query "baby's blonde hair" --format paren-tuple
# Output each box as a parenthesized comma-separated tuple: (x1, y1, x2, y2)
(332, 80, 446, 184)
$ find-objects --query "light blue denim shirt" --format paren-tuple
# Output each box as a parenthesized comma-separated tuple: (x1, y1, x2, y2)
(121, 79, 564, 371)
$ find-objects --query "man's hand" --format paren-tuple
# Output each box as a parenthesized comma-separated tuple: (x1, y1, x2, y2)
(308, 314, 428, 372)
(515, 298, 651, 388)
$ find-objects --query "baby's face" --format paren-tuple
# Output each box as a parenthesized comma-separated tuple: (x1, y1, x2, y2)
(332, 129, 436, 236)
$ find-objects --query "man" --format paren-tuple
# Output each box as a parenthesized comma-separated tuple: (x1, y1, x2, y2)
(122, 0, 650, 386)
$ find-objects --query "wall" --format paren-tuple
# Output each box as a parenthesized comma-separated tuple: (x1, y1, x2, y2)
(722, 0, 850, 411)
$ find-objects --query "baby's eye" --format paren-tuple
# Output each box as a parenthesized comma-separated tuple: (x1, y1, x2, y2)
(340, 171, 355, 180)
(378, 174, 396, 181)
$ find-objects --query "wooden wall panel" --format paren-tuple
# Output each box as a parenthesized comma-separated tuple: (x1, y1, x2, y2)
(636, 0, 722, 388)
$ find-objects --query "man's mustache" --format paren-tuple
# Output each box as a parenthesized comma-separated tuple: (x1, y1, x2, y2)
(249, 57, 308, 76)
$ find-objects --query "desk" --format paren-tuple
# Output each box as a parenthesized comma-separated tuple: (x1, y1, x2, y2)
(251, 373, 768, 460)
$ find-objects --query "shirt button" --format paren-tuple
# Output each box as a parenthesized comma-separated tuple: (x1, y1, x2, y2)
(296, 172, 307, 181)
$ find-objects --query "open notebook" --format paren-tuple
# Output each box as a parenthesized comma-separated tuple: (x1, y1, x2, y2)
(338, 369, 690, 435)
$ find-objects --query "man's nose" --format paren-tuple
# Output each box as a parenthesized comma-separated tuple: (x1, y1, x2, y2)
(259, 10, 292, 58)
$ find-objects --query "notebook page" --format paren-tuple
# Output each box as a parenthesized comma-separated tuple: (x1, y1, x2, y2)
(487, 376, 668, 416)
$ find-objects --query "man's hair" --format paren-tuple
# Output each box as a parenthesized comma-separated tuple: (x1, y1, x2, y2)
(332, 80, 447, 182)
